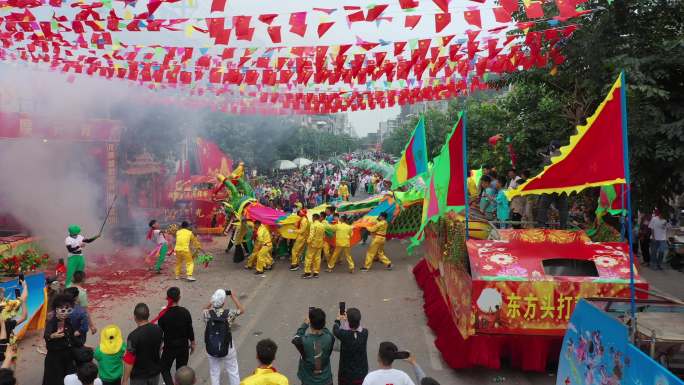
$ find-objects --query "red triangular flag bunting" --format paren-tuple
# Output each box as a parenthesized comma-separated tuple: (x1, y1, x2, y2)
(405, 15, 421, 29)
(399, 0, 420, 8)
(433, 0, 449, 13)
(267, 26, 281, 43)
(317, 22, 334, 37)
(366, 4, 389, 21)
(500, 0, 518, 13)
(464, 9, 482, 29)
(492, 7, 512, 23)
(525, 1, 544, 18)
(258, 14, 278, 25)
(210, 0, 226, 13)
(435, 13, 451, 33)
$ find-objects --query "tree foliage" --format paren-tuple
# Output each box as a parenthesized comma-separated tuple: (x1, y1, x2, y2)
(383, 0, 683, 213)
(199, 113, 361, 173)
(116, 106, 361, 174)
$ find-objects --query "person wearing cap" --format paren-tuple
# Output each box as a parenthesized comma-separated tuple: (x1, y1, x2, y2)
(94, 325, 126, 385)
(289, 209, 310, 271)
(65, 224, 100, 287)
(361, 213, 392, 272)
(203, 289, 245, 385)
(362, 342, 415, 385)
(174, 221, 200, 282)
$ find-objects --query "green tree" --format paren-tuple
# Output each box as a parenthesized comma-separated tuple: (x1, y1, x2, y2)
(500, 0, 684, 212)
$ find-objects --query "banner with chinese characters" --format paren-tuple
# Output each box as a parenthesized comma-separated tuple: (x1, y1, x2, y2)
(471, 280, 646, 336)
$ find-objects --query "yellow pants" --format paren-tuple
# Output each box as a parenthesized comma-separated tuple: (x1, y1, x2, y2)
(364, 237, 391, 269)
(323, 242, 331, 262)
(255, 245, 273, 273)
(175, 250, 194, 278)
(329, 246, 353, 270)
(291, 237, 306, 266)
(304, 247, 322, 274)
(246, 249, 257, 268)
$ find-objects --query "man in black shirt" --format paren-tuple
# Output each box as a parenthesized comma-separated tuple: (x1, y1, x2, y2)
(157, 287, 195, 385)
(122, 303, 163, 385)
(333, 308, 368, 385)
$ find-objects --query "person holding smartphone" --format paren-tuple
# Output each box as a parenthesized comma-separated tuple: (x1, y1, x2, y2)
(295, 307, 334, 385)
(333, 306, 368, 385)
(362, 342, 415, 385)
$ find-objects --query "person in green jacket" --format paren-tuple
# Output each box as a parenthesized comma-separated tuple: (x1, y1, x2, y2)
(94, 324, 126, 385)
(294, 308, 334, 385)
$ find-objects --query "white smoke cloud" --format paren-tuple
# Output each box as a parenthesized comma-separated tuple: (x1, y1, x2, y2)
(0, 139, 117, 256)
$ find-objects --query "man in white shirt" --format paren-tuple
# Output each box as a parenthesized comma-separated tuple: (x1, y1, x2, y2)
(648, 209, 670, 270)
(505, 169, 522, 190)
(362, 341, 415, 385)
(64, 362, 103, 385)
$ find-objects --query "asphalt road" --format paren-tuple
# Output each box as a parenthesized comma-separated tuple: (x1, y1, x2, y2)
(18, 236, 555, 385)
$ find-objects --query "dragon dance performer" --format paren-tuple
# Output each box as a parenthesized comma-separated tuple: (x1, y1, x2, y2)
(174, 221, 200, 282)
(325, 215, 354, 273)
(247, 221, 273, 276)
(289, 209, 310, 271)
(65, 225, 100, 287)
(362, 213, 393, 272)
(322, 207, 336, 264)
(302, 214, 325, 279)
(147, 219, 169, 274)
(338, 182, 350, 201)
(230, 217, 252, 263)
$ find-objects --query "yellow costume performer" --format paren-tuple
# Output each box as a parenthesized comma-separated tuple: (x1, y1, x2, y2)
(326, 220, 354, 272)
(363, 213, 392, 271)
(303, 215, 325, 278)
(338, 182, 350, 201)
(175, 222, 200, 281)
(289, 210, 309, 270)
(247, 222, 273, 275)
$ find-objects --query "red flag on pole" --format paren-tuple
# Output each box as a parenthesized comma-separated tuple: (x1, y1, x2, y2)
(507, 75, 627, 198)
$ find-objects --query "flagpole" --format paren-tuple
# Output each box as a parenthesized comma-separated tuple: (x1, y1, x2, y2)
(620, 71, 637, 334)
(462, 111, 469, 240)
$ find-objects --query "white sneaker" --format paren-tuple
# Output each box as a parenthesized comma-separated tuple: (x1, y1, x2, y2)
(186, 276, 197, 282)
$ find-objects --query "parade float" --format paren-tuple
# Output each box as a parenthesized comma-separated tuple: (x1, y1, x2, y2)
(409, 74, 657, 371)
(413, 223, 648, 371)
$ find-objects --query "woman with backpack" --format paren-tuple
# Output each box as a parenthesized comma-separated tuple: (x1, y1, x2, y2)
(203, 289, 245, 385)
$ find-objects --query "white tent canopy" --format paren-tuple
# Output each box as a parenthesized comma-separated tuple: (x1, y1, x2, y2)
(292, 157, 313, 167)
(274, 160, 297, 170)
